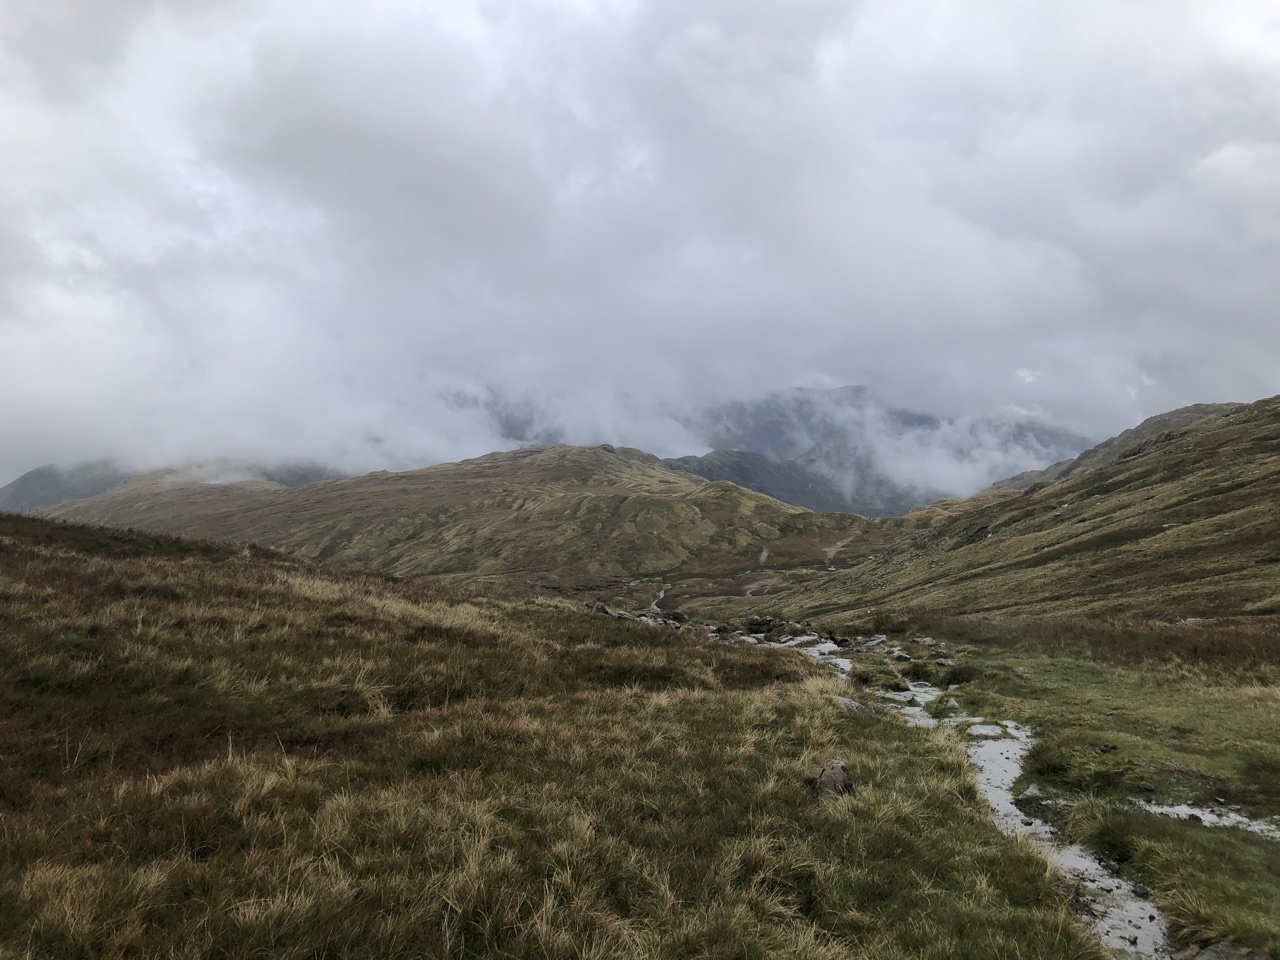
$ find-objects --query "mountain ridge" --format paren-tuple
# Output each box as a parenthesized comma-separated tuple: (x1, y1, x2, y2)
(39, 394, 1280, 626)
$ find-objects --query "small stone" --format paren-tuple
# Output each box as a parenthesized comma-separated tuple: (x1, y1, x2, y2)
(1139, 781, 1156, 792)
(935, 658, 956, 666)
(816, 759, 854, 799)
(1133, 884, 1150, 897)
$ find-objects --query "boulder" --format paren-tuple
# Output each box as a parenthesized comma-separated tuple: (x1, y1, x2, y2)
(816, 759, 854, 798)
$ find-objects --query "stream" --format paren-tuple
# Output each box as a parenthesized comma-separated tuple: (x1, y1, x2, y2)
(770, 635, 1176, 959)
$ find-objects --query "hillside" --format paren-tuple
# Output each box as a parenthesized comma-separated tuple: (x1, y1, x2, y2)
(0, 460, 133, 512)
(663, 449, 858, 513)
(44, 397, 1280, 627)
(666, 396, 1280, 624)
(0, 512, 1104, 959)
(43, 445, 878, 599)
(991, 403, 1243, 492)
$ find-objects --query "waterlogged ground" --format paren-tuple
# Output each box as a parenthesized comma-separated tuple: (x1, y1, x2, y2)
(744, 628, 1280, 959)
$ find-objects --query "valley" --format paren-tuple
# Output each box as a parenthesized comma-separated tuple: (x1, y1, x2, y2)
(3, 394, 1278, 958)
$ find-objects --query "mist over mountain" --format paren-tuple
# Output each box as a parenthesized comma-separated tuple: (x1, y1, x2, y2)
(667, 386, 1093, 513)
(0, 459, 346, 513)
(444, 383, 1093, 514)
(0, 384, 1095, 517)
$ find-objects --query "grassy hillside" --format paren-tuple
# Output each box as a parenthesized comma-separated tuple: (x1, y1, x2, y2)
(38, 396, 1280, 626)
(0, 513, 1103, 959)
(43, 444, 878, 598)
(676, 395, 1280, 623)
(991, 402, 1243, 491)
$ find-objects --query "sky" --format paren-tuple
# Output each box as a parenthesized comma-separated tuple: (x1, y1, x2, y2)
(2, 0, 1279, 486)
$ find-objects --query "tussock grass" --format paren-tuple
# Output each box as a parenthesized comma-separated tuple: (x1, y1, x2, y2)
(1063, 797, 1280, 952)
(0, 515, 1102, 958)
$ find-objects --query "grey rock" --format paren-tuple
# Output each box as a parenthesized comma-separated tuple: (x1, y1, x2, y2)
(1139, 781, 1156, 792)
(830, 696, 874, 717)
(1133, 883, 1150, 897)
(816, 759, 854, 798)
(936, 658, 956, 667)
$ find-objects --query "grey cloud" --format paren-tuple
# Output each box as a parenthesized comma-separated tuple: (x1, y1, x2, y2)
(2, 0, 1278, 486)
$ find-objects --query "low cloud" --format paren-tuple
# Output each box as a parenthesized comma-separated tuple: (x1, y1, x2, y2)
(2, 0, 1277, 485)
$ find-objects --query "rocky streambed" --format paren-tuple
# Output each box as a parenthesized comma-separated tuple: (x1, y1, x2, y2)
(787, 638, 1176, 959)
(585, 603, 1276, 959)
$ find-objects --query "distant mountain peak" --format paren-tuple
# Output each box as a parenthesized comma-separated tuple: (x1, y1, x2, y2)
(675, 385, 1091, 515)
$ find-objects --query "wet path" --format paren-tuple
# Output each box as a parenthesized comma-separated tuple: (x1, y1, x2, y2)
(769, 635, 1176, 958)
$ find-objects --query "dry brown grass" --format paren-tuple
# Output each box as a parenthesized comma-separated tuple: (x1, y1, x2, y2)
(0, 513, 1104, 959)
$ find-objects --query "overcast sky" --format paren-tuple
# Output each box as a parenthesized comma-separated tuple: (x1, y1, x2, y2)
(2, 0, 1278, 484)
